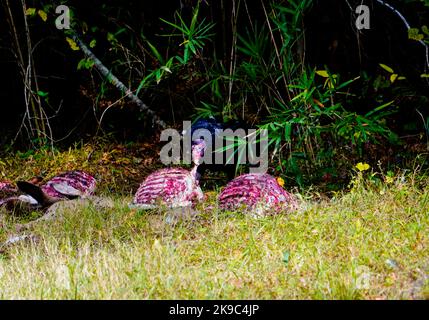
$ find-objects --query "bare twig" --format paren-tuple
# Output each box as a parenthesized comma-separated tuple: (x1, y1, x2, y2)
(375, 0, 429, 70)
(69, 31, 167, 129)
(227, 0, 240, 110)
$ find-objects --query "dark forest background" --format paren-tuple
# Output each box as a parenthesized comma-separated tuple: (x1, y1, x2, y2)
(1, 0, 429, 188)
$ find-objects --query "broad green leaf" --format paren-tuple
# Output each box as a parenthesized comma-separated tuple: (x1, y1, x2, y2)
(188, 42, 196, 54)
(183, 46, 189, 64)
(136, 73, 155, 96)
(408, 28, 424, 41)
(159, 18, 187, 34)
(77, 59, 94, 70)
(77, 59, 86, 70)
(37, 90, 48, 97)
(336, 76, 360, 90)
(365, 100, 394, 118)
(146, 40, 164, 64)
(114, 28, 127, 37)
(290, 90, 307, 102)
(284, 123, 292, 142)
(155, 69, 162, 84)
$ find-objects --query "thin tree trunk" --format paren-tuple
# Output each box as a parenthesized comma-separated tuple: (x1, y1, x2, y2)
(70, 31, 167, 129)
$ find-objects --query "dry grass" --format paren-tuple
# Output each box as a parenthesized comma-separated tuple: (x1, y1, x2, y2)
(0, 147, 428, 299)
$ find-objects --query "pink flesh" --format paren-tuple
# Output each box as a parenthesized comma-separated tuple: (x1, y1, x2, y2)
(0, 182, 19, 208)
(132, 167, 203, 208)
(0, 181, 15, 192)
(41, 171, 96, 199)
(218, 173, 297, 214)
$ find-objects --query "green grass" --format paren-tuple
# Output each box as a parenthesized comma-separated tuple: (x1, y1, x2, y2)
(0, 175, 428, 299)
(0, 145, 428, 299)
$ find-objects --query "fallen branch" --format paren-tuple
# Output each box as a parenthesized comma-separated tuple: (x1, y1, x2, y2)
(69, 31, 167, 129)
(375, 0, 429, 70)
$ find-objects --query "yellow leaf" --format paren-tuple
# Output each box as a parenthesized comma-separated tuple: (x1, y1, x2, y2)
(356, 162, 370, 172)
(276, 177, 285, 187)
(66, 37, 80, 51)
(316, 70, 330, 78)
(385, 176, 394, 184)
(421, 74, 429, 78)
(390, 74, 398, 83)
(379, 63, 394, 74)
(25, 8, 36, 16)
(397, 76, 406, 80)
(38, 9, 47, 22)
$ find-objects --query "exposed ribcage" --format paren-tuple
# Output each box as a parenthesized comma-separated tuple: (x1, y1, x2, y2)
(42, 170, 96, 198)
(218, 173, 296, 214)
(133, 168, 203, 208)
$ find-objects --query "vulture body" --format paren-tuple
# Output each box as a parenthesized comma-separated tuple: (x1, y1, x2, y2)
(0, 180, 41, 211)
(0, 181, 21, 210)
(40, 170, 96, 200)
(17, 170, 97, 208)
(131, 167, 204, 209)
(0, 181, 17, 199)
(218, 173, 297, 216)
(130, 139, 206, 209)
